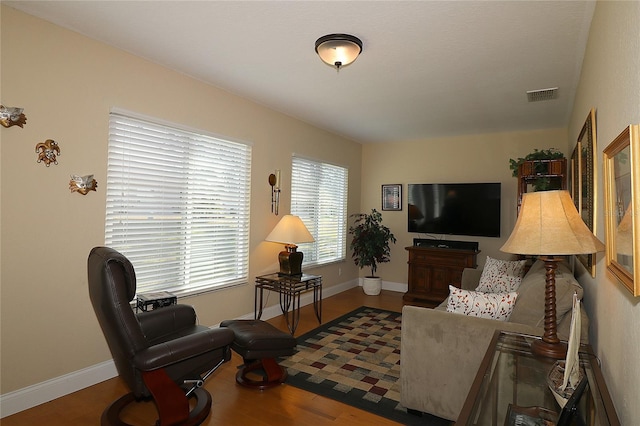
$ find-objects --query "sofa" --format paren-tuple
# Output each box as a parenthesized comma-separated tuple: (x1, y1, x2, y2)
(400, 258, 588, 422)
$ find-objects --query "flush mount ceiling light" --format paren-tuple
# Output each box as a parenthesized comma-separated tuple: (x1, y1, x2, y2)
(315, 33, 363, 71)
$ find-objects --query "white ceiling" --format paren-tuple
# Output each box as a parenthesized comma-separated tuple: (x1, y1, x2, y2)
(6, 1, 596, 144)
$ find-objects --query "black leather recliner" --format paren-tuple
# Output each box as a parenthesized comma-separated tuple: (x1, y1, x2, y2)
(88, 246, 235, 425)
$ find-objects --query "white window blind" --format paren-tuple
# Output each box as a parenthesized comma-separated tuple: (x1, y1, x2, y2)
(291, 156, 348, 266)
(105, 112, 252, 296)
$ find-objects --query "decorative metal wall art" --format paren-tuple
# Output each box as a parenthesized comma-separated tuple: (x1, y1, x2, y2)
(69, 174, 98, 195)
(0, 105, 27, 128)
(35, 139, 60, 166)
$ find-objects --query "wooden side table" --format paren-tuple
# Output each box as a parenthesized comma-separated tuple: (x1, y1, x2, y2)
(254, 273, 322, 335)
(458, 331, 620, 426)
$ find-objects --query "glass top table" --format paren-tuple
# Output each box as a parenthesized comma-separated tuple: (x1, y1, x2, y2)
(457, 331, 620, 426)
(254, 273, 322, 335)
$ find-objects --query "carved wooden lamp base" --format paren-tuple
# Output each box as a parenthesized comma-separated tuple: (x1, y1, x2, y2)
(531, 257, 568, 359)
(531, 339, 568, 359)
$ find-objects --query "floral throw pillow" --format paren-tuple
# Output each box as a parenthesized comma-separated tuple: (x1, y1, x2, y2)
(446, 286, 518, 321)
(475, 256, 527, 293)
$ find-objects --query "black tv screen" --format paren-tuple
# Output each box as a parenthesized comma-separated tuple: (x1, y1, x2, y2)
(407, 183, 501, 237)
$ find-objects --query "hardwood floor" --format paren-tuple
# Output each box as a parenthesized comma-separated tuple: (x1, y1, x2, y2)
(2, 287, 406, 425)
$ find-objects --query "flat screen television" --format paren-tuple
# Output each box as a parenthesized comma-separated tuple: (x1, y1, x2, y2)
(407, 183, 501, 237)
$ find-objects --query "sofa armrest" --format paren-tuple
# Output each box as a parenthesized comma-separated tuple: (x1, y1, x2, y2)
(400, 305, 542, 422)
(461, 267, 482, 290)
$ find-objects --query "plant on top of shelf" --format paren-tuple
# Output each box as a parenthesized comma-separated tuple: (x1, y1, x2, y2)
(509, 148, 566, 191)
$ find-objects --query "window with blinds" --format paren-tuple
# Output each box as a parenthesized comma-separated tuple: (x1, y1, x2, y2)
(291, 156, 348, 266)
(105, 112, 252, 296)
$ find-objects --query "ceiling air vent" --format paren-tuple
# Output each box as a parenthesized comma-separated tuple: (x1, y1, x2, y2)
(526, 87, 558, 102)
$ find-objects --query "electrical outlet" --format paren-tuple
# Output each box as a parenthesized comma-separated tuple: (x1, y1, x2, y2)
(338, 267, 342, 276)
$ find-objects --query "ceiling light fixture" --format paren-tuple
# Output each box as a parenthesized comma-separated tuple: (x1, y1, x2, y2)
(315, 33, 363, 71)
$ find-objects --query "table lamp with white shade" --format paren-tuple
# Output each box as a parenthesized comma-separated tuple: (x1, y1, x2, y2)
(265, 215, 315, 276)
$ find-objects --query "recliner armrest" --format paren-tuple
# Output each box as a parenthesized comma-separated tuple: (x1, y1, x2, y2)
(137, 304, 197, 341)
(133, 327, 235, 371)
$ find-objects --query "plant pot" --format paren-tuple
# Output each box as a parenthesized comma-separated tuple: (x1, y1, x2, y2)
(362, 277, 382, 295)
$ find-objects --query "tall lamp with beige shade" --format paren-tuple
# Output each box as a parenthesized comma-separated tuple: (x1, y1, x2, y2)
(501, 190, 605, 358)
(265, 215, 315, 276)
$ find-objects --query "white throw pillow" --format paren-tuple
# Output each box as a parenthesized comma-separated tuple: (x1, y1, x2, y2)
(475, 256, 527, 293)
(446, 285, 518, 321)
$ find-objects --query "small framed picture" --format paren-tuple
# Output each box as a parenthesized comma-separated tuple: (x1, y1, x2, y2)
(382, 184, 402, 211)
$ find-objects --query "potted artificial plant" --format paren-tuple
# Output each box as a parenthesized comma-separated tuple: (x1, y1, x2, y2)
(348, 209, 397, 295)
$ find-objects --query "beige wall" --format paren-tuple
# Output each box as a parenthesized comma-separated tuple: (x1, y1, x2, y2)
(360, 128, 569, 283)
(567, 2, 640, 424)
(0, 6, 361, 394)
(3, 2, 639, 423)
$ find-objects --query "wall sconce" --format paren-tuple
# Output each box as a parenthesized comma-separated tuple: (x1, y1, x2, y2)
(268, 170, 281, 215)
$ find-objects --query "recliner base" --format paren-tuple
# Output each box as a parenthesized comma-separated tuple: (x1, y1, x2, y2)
(101, 387, 211, 426)
(236, 358, 288, 390)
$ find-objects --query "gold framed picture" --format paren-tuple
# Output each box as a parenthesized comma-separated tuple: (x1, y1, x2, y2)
(603, 125, 640, 296)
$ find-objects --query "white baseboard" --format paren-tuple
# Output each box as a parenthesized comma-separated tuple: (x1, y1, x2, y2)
(0, 359, 118, 418)
(0, 278, 360, 418)
(355, 277, 408, 294)
(382, 280, 408, 293)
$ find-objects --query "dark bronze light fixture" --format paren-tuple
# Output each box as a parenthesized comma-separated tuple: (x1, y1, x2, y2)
(315, 34, 363, 71)
(268, 170, 281, 215)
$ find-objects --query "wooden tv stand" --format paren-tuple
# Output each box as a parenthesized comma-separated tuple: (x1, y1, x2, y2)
(404, 246, 479, 308)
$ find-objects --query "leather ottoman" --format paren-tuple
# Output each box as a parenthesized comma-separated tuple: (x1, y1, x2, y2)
(220, 319, 296, 389)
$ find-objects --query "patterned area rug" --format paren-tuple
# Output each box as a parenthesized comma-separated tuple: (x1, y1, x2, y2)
(280, 306, 451, 425)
